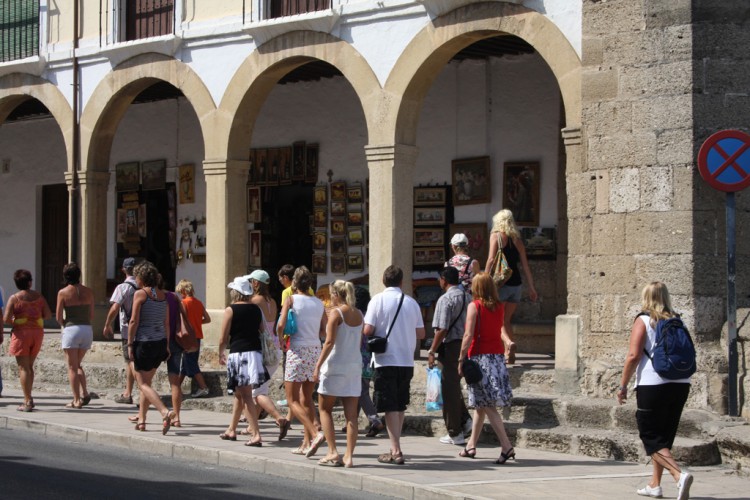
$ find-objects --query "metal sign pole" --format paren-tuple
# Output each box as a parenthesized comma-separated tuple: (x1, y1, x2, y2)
(726, 192, 738, 417)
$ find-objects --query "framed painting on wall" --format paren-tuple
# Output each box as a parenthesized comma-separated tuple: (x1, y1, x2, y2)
(247, 186, 262, 223)
(331, 237, 347, 254)
(266, 148, 281, 186)
(331, 201, 346, 217)
(313, 207, 327, 228)
(116, 162, 140, 192)
(414, 207, 446, 226)
(521, 227, 556, 259)
(248, 230, 261, 267)
(413, 246, 446, 266)
(331, 219, 346, 236)
(313, 185, 327, 206)
(503, 161, 540, 226)
(178, 164, 195, 204)
(305, 143, 319, 183)
(313, 231, 327, 251)
(292, 141, 306, 181)
(347, 184, 363, 203)
(414, 228, 444, 247)
(414, 187, 447, 206)
(347, 254, 364, 272)
(452, 156, 491, 206)
(255, 149, 268, 186)
(347, 210, 363, 227)
(347, 228, 364, 246)
(330, 181, 347, 201)
(141, 159, 166, 191)
(449, 223, 489, 268)
(331, 254, 347, 274)
(280, 146, 292, 185)
(312, 253, 327, 274)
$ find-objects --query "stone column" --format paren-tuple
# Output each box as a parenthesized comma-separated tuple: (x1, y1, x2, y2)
(203, 159, 250, 344)
(64, 171, 78, 263)
(365, 144, 418, 295)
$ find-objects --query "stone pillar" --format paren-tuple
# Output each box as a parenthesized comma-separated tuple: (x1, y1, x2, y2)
(203, 159, 250, 344)
(365, 144, 418, 295)
(64, 171, 78, 263)
(555, 314, 581, 394)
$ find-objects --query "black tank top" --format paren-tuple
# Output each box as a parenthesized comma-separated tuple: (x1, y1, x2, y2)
(228, 303, 263, 353)
(502, 235, 522, 287)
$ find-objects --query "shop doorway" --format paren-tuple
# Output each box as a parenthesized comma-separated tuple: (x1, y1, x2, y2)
(41, 183, 69, 311)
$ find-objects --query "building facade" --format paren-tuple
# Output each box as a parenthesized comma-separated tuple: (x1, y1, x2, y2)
(0, 0, 746, 416)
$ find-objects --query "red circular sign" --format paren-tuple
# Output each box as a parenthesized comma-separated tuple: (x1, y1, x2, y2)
(697, 130, 750, 192)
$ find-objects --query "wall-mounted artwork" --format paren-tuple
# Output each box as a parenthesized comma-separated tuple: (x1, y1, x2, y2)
(414, 187, 447, 206)
(116, 162, 140, 192)
(331, 254, 347, 274)
(503, 161, 540, 226)
(449, 223, 489, 269)
(347, 254, 364, 272)
(347, 210, 363, 227)
(313, 207, 327, 228)
(280, 146, 292, 185)
(347, 184, 363, 203)
(312, 253, 326, 274)
(314, 185, 327, 206)
(348, 228, 364, 246)
(331, 219, 346, 236)
(414, 207, 446, 226)
(305, 143, 319, 183)
(452, 156, 490, 206)
(330, 181, 347, 201)
(292, 141, 305, 181)
(313, 231, 327, 251)
(414, 228, 444, 247)
(414, 246, 446, 266)
(267, 148, 281, 185)
(178, 164, 195, 204)
(141, 159, 167, 191)
(248, 230, 261, 267)
(331, 201, 346, 217)
(331, 237, 347, 254)
(521, 227, 556, 259)
(255, 149, 268, 186)
(247, 186, 262, 223)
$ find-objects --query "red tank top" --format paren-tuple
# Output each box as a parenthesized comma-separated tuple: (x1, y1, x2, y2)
(468, 300, 504, 357)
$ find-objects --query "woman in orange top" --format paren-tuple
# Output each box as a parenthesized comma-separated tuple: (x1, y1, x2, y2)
(3, 269, 52, 412)
(457, 272, 515, 464)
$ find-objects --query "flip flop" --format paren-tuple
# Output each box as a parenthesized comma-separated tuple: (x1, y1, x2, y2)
(306, 432, 325, 458)
(65, 402, 83, 409)
(16, 404, 32, 412)
(277, 419, 291, 441)
(171, 420, 182, 428)
(291, 445, 309, 455)
(244, 440, 263, 447)
(162, 411, 175, 435)
(219, 432, 237, 441)
(135, 422, 146, 431)
(127, 415, 140, 423)
(81, 395, 92, 406)
(318, 457, 344, 467)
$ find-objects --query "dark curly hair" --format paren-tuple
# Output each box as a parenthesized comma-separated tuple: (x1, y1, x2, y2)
(13, 269, 32, 290)
(133, 261, 159, 288)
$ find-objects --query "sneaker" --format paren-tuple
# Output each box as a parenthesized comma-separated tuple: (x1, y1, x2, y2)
(636, 485, 663, 498)
(114, 394, 133, 405)
(677, 471, 693, 500)
(191, 387, 210, 398)
(463, 418, 473, 436)
(439, 432, 465, 445)
(276, 399, 288, 407)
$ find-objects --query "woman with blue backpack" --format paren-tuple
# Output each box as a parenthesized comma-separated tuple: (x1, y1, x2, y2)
(617, 282, 695, 500)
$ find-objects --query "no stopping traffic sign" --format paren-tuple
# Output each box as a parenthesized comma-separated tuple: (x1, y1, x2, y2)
(697, 129, 750, 192)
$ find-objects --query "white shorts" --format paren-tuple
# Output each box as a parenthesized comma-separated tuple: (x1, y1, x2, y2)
(62, 325, 93, 350)
(252, 352, 281, 397)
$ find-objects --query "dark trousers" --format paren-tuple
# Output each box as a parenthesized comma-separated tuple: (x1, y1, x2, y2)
(440, 340, 471, 436)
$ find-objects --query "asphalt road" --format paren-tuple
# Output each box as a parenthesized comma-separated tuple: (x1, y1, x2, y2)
(0, 428, 396, 500)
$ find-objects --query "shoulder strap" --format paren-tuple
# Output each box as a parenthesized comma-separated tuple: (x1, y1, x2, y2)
(447, 291, 465, 333)
(384, 294, 406, 340)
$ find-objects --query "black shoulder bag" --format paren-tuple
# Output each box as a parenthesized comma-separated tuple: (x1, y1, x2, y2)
(367, 294, 405, 354)
(462, 302, 484, 384)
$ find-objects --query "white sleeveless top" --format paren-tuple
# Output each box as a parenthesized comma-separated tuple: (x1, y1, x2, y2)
(635, 315, 692, 387)
(320, 308, 363, 378)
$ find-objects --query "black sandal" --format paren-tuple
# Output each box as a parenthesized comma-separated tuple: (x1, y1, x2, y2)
(495, 447, 516, 464)
(459, 447, 476, 459)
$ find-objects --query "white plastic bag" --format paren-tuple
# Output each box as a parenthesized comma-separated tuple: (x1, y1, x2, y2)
(425, 366, 443, 411)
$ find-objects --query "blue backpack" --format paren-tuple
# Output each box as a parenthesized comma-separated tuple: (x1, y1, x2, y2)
(642, 315, 697, 380)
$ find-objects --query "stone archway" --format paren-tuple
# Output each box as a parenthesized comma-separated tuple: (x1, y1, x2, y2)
(78, 53, 216, 300)
(202, 31, 381, 310)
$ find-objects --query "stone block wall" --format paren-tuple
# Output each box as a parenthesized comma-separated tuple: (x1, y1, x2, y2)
(577, 0, 749, 412)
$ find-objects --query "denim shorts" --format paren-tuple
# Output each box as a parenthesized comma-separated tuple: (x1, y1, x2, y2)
(166, 338, 185, 375)
(498, 284, 522, 303)
(180, 339, 202, 377)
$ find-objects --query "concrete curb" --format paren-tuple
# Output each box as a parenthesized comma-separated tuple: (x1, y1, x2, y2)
(0, 415, 491, 500)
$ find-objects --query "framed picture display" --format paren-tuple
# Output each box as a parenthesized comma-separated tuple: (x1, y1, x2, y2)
(347, 210, 363, 227)
(331, 254, 347, 274)
(255, 149, 268, 186)
(347, 254, 364, 272)
(280, 146, 292, 184)
(331, 237, 347, 254)
(414, 186, 447, 206)
(267, 148, 281, 186)
(503, 161, 540, 227)
(348, 228, 364, 246)
(414, 207, 446, 226)
(312, 253, 327, 274)
(248, 230, 261, 267)
(414, 228, 444, 247)
(313, 231, 327, 251)
(331, 219, 346, 236)
(452, 156, 491, 206)
(247, 186, 262, 223)
(521, 227, 556, 259)
(347, 183, 363, 203)
(116, 162, 140, 192)
(414, 246, 446, 266)
(178, 164, 195, 204)
(305, 143, 319, 183)
(313, 185, 327, 206)
(331, 200, 346, 217)
(449, 222, 489, 268)
(292, 141, 306, 181)
(330, 181, 347, 201)
(313, 207, 327, 228)
(141, 159, 167, 191)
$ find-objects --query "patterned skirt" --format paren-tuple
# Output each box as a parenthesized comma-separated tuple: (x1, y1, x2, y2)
(227, 350, 269, 390)
(467, 353, 513, 408)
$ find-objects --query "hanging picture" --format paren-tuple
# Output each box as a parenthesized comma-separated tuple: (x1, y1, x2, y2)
(249, 149, 259, 184)
(414, 228, 444, 247)
(280, 146, 292, 185)
(292, 141, 306, 181)
(141, 159, 167, 191)
(414, 247, 446, 266)
(414, 207, 446, 226)
(115, 162, 140, 192)
(312, 253, 327, 274)
(248, 230, 261, 267)
(305, 143, 319, 183)
(414, 187, 447, 206)
(449, 223, 489, 268)
(313, 231, 327, 251)
(521, 227, 556, 259)
(247, 186, 262, 223)
(331, 237, 347, 254)
(330, 181, 347, 201)
(255, 149, 268, 186)
(347, 183, 363, 203)
(347, 254, 364, 272)
(267, 148, 281, 185)
(331, 219, 346, 236)
(138, 204, 147, 237)
(452, 156, 491, 206)
(178, 164, 195, 204)
(331, 200, 346, 217)
(313, 207, 327, 228)
(503, 161, 540, 227)
(331, 254, 347, 274)
(116, 209, 127, 243)
(348, 228, 364, 246)
(347, 210, 363, 227)
(313, 184, 327, 206)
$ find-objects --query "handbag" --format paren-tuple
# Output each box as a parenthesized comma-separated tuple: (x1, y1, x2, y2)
(175, 317, 199, 353)
(283, 301, 297, 335)
(367, 293, 405, 354)
(261, 323, 280, 367)
(491, 235, 513, 288)
(462, 301, 483, 384)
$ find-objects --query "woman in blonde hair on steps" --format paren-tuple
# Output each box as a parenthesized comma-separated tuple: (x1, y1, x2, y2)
(313, 280, 363, 468)
(484, 209, 537, 364)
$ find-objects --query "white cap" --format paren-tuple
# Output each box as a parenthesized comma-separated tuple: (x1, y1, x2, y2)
(227, 277, 252, 296)
(451, 233, 469, 246)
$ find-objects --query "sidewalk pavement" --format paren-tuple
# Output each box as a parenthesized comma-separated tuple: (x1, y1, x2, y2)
(0, 389, 747, 500)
